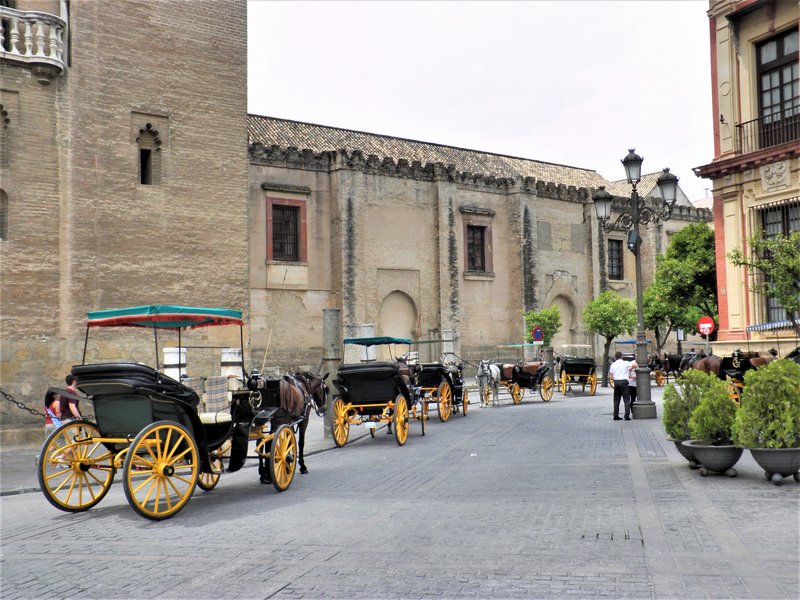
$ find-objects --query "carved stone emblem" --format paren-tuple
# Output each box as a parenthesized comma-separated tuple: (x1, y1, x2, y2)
(760, 161, 788, 191)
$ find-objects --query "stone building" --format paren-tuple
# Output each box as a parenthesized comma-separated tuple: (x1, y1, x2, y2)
(695, 0, 799, 355)
(0, 0, 249, 440)
(247, 116, 711, 367)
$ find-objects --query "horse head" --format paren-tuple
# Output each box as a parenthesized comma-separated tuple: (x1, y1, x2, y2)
(294, 371, 329, 416)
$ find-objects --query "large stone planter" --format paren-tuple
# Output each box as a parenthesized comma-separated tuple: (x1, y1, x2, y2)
(684, 441, 743, 477)
(749, 448, 800, 485)
(666, 436, 701, 469)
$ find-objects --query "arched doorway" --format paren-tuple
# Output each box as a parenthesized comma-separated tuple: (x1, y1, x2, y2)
(377, 291, 417, 360)
(550, 295, 576, 354)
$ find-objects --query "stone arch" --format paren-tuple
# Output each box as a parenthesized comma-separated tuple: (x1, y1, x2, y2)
(377, 290, 417, 360)
(542, 274, 580, 353)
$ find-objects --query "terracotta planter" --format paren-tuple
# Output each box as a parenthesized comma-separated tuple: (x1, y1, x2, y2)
(684, 441, 743, 477)
(666, 437, 701, 469)
(749, 448, 800, 485)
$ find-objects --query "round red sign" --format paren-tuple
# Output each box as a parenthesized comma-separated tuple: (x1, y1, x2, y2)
(531, 326, 544, 341)
(697, 316, 715, 336)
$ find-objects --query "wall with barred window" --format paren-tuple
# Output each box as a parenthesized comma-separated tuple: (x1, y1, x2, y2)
(0, 0, 248, 439)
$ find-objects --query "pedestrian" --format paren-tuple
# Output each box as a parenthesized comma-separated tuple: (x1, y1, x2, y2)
(628, 359, 638, 405)
(43, 389, 62, 439)
(608, 351, 632, 421)
(52, 374, 82, 422)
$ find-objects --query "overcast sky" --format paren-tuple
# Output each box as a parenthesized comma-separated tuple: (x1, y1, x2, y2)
(247, 0, 714, 201)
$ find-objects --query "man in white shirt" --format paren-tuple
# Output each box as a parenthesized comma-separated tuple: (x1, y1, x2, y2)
(609, 352, 632, 421)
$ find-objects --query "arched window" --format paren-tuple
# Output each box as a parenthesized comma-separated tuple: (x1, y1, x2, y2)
(0, 189, 9, 240)
(136, 123, 162, 185)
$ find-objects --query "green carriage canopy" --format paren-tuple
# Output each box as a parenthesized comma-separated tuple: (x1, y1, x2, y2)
(343, 336, 412, 346)
(87, 305, 243, 329)
(82, 305, 245, 373)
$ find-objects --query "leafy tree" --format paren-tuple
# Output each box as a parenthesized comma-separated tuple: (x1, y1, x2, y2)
(643, 280, 702, 354)
(653, 222, 717, 332)
(523, 305, 561, 349)
(582, 291, 636, 386)
(728, 231, 800, 336)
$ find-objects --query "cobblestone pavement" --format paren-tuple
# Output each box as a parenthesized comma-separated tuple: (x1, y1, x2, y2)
(1, 384, 798, 599)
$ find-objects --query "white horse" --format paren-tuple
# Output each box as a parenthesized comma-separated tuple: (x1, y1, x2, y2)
(476, 359, 501, 407)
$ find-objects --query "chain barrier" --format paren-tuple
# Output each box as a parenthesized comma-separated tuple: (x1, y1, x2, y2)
(0, 388, 46, 417)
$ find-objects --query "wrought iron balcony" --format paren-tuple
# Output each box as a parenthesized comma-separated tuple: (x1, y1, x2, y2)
(0, 5, 66, 84)
(735, 112, 800, 154)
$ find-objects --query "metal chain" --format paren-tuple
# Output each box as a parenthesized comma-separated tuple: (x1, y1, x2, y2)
(0, 388, 46, 417)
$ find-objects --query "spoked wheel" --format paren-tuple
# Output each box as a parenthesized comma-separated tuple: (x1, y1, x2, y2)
(560, 370, 568, 394)
(331, 397, 350, 447)
(655, 370, 666, 387)
(122, 421, 198, 521)
(394, 394, 409, 446)
(197, 441, 231, 492)
(539, 375, 554, 402)
(437, 381, 453, 422)
(511, 383, 523, 405)
(588, 372, 598, 396)
(461, 390, 469, 416)
(725, 381, 742, 405)
(38, 420, 115, 513)
(269, 424, 298, 492)
(482, 385, 491, 407)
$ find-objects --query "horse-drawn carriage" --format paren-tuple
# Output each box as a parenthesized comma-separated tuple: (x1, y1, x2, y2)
(555, 345, 598, 395)
(477, 358, 554, 406)
(417, 352, 469, 420)
(38, 305, 327, 521)
(331, 337, 427, 447)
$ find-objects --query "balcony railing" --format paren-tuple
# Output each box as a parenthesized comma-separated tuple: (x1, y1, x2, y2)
(735, 112, 800, 154)
(0, 6, 66, 84)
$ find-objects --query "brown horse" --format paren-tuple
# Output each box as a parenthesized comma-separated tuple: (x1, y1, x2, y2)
(690, 354, 722, 377)
(259, 371, 328, 483)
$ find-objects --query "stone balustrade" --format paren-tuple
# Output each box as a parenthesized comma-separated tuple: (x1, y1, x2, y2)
(0, 5, 66, 84)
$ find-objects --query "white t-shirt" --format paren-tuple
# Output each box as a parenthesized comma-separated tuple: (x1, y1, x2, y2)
(609, 358, 632, 381)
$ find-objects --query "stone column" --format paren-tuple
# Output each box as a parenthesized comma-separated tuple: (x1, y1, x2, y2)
(322, 309, 342, 439)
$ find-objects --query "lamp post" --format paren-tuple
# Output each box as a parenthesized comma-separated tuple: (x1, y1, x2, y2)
(592, 149, 679, 419)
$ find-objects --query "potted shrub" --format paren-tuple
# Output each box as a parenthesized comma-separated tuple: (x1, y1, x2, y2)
(685, 373, 743, 477)
(732, 359, 800, 485)
(662, 370, 710, 468)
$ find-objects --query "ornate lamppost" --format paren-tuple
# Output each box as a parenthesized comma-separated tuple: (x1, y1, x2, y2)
(592, 149, 679, 419)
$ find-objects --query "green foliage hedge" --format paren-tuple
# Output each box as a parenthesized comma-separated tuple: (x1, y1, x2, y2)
(732, 359, 800, 449)
(688, 373, 739, 445)
(662, 370, 712, 440)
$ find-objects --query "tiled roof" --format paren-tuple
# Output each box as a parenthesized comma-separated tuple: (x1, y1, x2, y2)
(606, 172, 693, 207)
(248, 115, 608, 189)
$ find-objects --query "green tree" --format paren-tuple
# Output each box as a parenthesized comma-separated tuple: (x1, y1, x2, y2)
(643, 280, 702, 354)
(728, 231, 800, 336)
(582, 291, 636, 386)
(653, 222, 718, 333)
(523, 305, 561, 349)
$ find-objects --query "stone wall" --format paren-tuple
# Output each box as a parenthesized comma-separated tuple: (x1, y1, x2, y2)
(0, 0, 249, 437)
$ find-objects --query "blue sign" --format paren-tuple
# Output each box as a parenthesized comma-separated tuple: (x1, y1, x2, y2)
(531, 326, 544, 341)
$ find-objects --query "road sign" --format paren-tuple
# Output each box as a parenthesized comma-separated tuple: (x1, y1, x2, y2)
(697, 316, 715, 336)
(531, 326, 544, 341)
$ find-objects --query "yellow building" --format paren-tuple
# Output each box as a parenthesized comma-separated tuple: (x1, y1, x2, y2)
(695, 0, 799, 355)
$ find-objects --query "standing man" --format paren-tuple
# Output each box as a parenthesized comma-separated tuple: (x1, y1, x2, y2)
(609, 352, 632, 421)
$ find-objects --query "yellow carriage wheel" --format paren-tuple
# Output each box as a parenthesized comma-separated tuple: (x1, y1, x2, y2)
(437, 381, 453, 422)
(482, 385, 491, 406)
(539, 375, 554, 402)
(655, 370, 666, 387)
(122, 421, 198, 521)
(38, 420, 115, 513)
(725, 381, 742, 405)
(560, 370, 568, 394)
(461, 389, 469, 416)
(589, 372, 598, 396)
(331, 397, 350, 447)
(198, 440, 229, 492)
(394, 394, 409, 446)
(511, 383, 523, 405)
(269, 424, 298, 492)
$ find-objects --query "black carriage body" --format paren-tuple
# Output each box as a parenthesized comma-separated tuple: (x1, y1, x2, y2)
(511, 362, 550, 389)
(560, 356, 597, 377)
(334, 362, 412, 414)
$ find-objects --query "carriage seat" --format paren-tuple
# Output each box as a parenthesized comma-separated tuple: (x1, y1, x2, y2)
(517, 361, 544, 375)
(197, 375, 242, 424)
(500, 364, 515, 379)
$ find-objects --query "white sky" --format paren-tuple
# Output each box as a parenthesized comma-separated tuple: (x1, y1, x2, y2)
(247, 0, 714, 201)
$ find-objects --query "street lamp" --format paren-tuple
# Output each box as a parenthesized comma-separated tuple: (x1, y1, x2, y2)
(592, 149, 679, 419)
